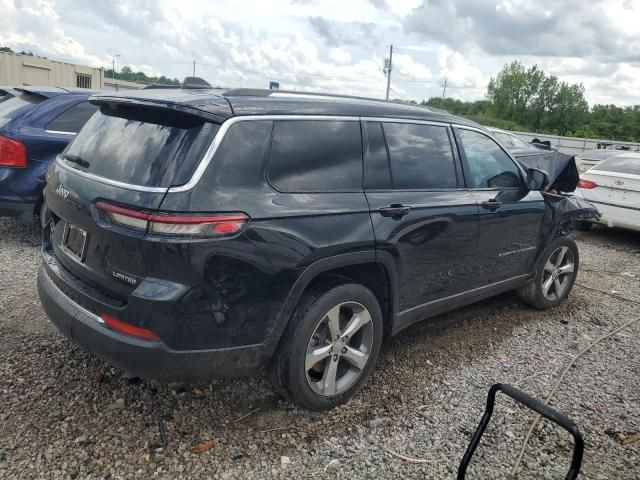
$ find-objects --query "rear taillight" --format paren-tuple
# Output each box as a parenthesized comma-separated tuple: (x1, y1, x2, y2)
(96, 201, 249, 238)
(578, 179, 598, 189)
(101, 314, 160, 342)
(0, 135, 27, 168)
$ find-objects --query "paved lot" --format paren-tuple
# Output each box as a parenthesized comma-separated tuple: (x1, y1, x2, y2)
(0, 218, 638, 479)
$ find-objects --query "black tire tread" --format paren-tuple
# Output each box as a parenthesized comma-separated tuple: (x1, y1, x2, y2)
(267, 281, 383, 410)
(516, 236, 579, 310)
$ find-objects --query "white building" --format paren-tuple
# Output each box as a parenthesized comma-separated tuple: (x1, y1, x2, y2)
(0, 51, 145, 90)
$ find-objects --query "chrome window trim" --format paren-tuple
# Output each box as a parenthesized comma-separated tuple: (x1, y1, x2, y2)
(46, 130, 77, 136)
(170, 115, 360, 193)
(56, 156, 168, 193)
(362, 117, 450, 127)
(54, 114, 495, 194)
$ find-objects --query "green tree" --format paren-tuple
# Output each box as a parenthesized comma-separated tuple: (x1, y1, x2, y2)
(106, 66, 180, 86)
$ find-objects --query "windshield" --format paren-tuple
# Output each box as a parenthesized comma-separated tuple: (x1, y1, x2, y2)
(509, 134, 532, 149)
(493, 132, 513, 147)
(62, 104, 219, 188)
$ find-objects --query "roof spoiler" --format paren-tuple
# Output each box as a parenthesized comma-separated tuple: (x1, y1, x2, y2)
(182, 77, 213, 89)
(14, 86, 67, 99)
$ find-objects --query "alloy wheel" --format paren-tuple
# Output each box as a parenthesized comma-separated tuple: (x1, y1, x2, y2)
(305, 301, 374, 397)
(541, 246, 575, 301)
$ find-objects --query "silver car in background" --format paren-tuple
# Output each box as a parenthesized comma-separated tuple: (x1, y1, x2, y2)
(575, 152, 640, 232)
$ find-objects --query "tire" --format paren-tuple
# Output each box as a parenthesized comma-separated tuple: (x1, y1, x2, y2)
(516, 236, 579, 309)
(572, 220, 593, 231)
(267, 282, 383, 410)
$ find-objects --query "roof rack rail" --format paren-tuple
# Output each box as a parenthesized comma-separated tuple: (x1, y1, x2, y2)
(222, 88, 433, 108)
(223, 88, 384, 102)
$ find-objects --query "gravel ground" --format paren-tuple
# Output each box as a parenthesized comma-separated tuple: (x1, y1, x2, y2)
(0, 217, 638, 479)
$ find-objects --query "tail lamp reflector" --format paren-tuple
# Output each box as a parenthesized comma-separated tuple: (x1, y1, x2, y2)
(578, 179, 598, 189)
(96, 201, 249, 237)
(0, 135, 27, 168)
(101, 314, 160, 342)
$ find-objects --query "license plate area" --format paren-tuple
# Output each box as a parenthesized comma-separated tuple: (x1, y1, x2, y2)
(62, 223, 88, 262)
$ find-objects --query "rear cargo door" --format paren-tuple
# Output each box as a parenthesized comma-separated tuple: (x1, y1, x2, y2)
(45, 103, 219, 299)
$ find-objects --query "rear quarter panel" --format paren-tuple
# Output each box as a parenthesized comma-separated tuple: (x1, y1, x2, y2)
(156, 119, 376, 350)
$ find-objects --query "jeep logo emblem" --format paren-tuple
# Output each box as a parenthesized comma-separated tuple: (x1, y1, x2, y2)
(56, 184, 70, 200)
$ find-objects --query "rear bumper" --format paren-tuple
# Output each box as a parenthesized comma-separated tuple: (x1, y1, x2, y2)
(584, 200, 640, 232)
(0, 200, 35, 222)
(37, 263, 268, 382)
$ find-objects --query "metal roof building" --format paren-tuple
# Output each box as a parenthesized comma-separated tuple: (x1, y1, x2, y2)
(0, 51, 145, 91)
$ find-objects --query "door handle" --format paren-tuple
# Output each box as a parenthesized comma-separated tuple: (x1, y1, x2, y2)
(379, 204, 411, 218)
(481, 200, 502, 212)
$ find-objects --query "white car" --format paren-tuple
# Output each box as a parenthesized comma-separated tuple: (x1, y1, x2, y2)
(575, 152, 640, 232)
(575, 149, 620, 174)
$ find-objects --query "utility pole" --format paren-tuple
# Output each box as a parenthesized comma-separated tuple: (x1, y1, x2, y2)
(384, 44, 393, 101)
(442, 77, 448, 98)
(114, 53, 120, 91)
(192, 60, 196, 77)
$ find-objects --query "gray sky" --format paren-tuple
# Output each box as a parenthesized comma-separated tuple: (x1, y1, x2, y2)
(1, 0, 638, 105)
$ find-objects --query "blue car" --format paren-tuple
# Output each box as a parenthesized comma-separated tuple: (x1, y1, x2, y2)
(0, 86, 98, 223)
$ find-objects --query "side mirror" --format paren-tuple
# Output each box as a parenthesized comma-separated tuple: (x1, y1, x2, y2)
(526, 167, 549, 191)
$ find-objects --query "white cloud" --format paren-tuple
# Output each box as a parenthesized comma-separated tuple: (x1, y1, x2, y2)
(329, 47, 352, 63)
(0, 0, 637, 105)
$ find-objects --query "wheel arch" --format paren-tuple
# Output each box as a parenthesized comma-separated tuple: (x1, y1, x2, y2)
(267, 251, 400, 358)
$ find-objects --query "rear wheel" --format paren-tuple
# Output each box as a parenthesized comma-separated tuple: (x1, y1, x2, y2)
(268, 282, 383, 410)
(517, 236, 579, 309)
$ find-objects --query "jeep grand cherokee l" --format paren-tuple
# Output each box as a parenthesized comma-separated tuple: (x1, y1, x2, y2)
(38, 87, 583, 410)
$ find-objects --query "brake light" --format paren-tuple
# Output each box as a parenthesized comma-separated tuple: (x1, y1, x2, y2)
(96, 201, 249, 237)
(101, 314, 160, 342)
(578, 179, 598, 189)
(0, 135, 27, 167)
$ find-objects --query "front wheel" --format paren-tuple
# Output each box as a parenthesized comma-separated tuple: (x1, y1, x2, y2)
(268, 282, 383, 410)
(516, 236, 579, 309)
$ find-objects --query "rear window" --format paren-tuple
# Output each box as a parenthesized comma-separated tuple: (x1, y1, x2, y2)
(593, 155, 640, 175)
(46, 101, 98, 134)
(61, 105, 219, 188)
(268, 120, 362, 192)
(0, 93, 44, 128)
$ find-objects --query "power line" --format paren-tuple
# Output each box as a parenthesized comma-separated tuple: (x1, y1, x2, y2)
(388, 86, 409, 102)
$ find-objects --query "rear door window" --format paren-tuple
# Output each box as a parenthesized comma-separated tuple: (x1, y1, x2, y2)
(61, 104, 219, 188)
(0, 93, 44, 128)
(456, 128, 522, 189)
(382, 122, 458, 189)
(268, 120, 362, 192)
(592, 155, 640, 175)
(46, 101, 98, 134)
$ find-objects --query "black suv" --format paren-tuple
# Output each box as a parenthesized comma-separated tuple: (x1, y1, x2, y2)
(38, 87, 581, 410)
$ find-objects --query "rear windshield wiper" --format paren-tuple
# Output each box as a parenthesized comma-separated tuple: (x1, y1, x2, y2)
(62, 154, 90, 168)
